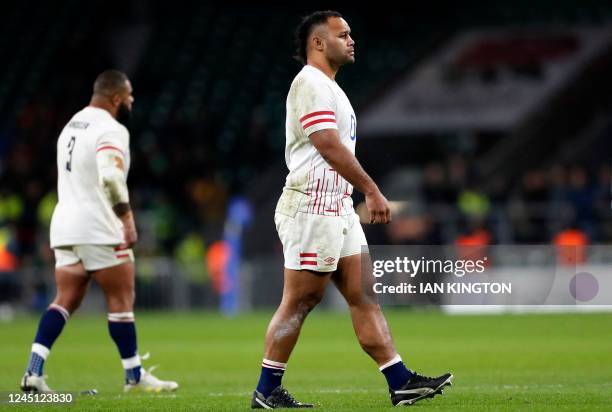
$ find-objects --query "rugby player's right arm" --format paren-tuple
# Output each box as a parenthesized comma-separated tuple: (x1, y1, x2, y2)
(96, 140, 137, 247)
(310, 130, 391, 224)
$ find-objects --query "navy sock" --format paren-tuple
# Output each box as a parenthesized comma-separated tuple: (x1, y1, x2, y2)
(108, 313, 141, 383)
(34, 305, 68, 348)
(256, 359, 287, 398)
(27, 305, 69, 375)
(380, 356, 415, 390)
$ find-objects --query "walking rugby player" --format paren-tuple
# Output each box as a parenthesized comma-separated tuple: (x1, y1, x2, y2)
(20, 70, 178, 394)
(251, 11, 453, 409)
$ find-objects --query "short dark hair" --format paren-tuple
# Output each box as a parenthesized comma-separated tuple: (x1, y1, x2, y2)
(93, 69, 129, 96)
(294, 10, 342, 65)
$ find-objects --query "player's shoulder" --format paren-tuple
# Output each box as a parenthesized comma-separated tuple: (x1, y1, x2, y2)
(298, 65, 329, 82)
(78, 107, 128, 138)
(290, 65, 332, 94)
(112, 122, 129, 138)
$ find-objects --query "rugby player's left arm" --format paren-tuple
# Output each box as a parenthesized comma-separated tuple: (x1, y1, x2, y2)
(96, 137, 137, 247)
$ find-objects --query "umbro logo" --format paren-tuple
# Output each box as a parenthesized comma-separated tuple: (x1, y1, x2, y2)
(324, 257, 336, 265)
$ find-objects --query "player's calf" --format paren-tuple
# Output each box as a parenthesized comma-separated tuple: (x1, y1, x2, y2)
(21, 304, 70, 393)
(106, 312, 177, 392)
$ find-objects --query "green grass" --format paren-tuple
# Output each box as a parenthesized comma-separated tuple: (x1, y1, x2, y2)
(1, 310, 611, 411)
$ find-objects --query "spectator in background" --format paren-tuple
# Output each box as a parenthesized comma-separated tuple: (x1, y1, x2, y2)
(553, 220, 588, 266)
(455, 217, 492, 265)
(457, 183, 491, 218)
(594, 165, 612, 241)
(518, 169, 550, 242)
(522, 170, 549, 203)
(455, 217, 492, 246)
(422, 162, 454, 204)
(0, 225, 20, 310)
(385, 201, 441, 245)
(447, 155, 468, 201)
(175, 231, 209, 306)
(565, 166, 595, 238)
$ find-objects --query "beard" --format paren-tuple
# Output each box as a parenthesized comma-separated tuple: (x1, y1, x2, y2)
(343, 49, 355, 64)
(116, 102, 132, 125)
(331, 49, 355, 67)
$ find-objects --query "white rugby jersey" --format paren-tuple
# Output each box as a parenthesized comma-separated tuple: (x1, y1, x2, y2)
(50, 106, 130, 247)
(284, 65, 357, 216)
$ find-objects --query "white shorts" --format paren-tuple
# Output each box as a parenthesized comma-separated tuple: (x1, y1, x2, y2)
(54, 245, 134, 272)
(275, 211, 367, 272)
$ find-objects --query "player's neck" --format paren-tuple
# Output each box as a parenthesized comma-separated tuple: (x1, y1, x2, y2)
(307, 59, 338, 81)
(89, 97, 118, 119)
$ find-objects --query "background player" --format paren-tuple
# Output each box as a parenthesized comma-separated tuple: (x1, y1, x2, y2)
(20, 70, 178, 393)
(251, 11, 452, 408)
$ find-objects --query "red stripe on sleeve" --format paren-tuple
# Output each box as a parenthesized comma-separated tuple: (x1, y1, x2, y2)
(96, 145, 124, 155)
(303, 118, 336, 130)
(300, 110, 335, 123)
(300, 253, 317, 257)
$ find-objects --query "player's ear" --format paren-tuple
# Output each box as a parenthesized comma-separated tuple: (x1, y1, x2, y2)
(111, 93, 122, 108)
(312, 35, 324, 52)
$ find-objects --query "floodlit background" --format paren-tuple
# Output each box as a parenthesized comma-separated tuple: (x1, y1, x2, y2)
(1, 2, 612, 410)
(2, 1, 611, 313)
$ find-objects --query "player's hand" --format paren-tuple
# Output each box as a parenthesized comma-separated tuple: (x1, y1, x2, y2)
(119, 211, 138, 248)
(365, 190, 391, 224)
(121, 225, 138, 249)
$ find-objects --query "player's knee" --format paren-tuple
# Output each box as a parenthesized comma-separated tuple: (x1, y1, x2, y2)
(344, 291, 364, 307)
(54, 292, 85, 314)
(56, 300, 80, 314)
(300, 289, 325, 311)
(282, 288, 324, 315)
(106, 293, 134, 313)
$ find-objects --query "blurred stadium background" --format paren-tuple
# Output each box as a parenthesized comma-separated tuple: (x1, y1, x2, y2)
(1, 1, 612, 314)
(2, 2, 612, 410)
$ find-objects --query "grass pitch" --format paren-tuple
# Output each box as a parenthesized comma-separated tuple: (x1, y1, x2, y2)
(1, 310, 611, 411)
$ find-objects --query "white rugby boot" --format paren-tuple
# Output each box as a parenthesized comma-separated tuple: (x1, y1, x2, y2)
(21, 373, 55, 393)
